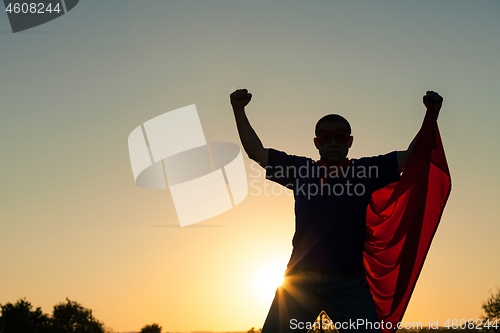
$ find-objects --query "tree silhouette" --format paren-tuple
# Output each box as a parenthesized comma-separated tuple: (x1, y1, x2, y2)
(247, 327, 261, 333)
(0, 298, 50, 333)
(140, 323, 162, 333)
(51, 298, 105, 333)
(482, 288, 500, 333)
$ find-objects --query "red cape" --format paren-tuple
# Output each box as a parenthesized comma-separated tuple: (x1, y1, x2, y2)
(364, 109, 451, 333)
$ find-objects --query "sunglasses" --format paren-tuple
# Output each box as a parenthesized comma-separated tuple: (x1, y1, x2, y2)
(316, 127, 350, 145)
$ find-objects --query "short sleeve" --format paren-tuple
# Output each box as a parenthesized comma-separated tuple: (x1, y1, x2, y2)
(359, 151, 400, 192)
(265, 149, 308, 191)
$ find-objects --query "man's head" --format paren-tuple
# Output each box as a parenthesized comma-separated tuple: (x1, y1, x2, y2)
(314, 114, 353, 165)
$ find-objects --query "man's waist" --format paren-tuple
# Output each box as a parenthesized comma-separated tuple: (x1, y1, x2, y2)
(285, 268, 365, 277)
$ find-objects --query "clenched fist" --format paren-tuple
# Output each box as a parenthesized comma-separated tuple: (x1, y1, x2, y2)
(231, 89, 252, 111)
(423, 91, 443, 117)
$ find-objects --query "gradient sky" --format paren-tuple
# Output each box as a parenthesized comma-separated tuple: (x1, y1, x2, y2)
(1, 1, 499, 332)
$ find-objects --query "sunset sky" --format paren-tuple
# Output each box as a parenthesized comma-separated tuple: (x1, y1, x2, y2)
(1, 1, 499, 332)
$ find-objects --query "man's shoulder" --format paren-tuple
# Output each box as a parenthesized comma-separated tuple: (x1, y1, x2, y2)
(268, 148, 316, 166)
(353, 151, 398, 166)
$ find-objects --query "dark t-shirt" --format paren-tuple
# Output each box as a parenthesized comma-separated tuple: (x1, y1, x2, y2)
(265, 148, 400, 273)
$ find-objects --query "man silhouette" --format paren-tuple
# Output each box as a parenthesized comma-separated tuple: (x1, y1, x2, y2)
(230, 89, 443, 333)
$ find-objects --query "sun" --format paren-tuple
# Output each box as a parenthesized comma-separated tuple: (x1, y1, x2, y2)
(254, 260, 286, 302)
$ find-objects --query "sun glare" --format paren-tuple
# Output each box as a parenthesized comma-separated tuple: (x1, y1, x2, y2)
(254, 261, 286, 302)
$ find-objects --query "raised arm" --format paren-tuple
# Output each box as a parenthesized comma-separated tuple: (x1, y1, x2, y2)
(230, 89, 269, 167)
(397, 91, 443, 173)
